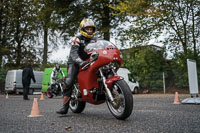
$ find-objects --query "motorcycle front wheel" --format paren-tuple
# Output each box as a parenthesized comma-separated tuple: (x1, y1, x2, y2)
(47, 88, 53, 98)
(69, 97, 86, 113)
(106, 80, 133, 120)
(69, 85, 86, 113)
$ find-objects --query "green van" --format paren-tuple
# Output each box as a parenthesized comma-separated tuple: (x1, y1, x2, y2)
(42, 68, 67, 92)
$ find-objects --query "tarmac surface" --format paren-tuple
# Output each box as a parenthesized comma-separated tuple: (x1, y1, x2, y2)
(0, 94, 200, 133)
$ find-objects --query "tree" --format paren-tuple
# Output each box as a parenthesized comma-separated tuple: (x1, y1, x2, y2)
(55, 0, 126, 41)
(87, 0, 126, 41)
(111, 0, 200, 59)
(34, 0, 58, 66)
(121, 45, 166, 90)
(54, 0, 88, 40)
(109, 0, 154, 46)
(0, 0, 15, 67)
(111, 0, 200, 88)
(157, 0, 200, 60)
(0, 0, 39, 67)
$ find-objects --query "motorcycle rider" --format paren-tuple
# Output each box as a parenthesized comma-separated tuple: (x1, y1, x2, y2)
(50, 64, 65, 85)
(56, 18, 97, 114)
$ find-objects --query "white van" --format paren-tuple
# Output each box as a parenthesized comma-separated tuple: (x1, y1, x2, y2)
(5, 70, 43, 94)
(117, 68, 139, 94)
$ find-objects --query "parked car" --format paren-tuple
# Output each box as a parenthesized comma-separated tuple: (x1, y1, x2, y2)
(117, 68, 140, 94)
(5, 70, 43, 94)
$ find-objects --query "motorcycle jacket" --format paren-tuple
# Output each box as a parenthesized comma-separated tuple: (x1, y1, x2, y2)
(50, 68, 65, 84)
(68, 34, 97, 65)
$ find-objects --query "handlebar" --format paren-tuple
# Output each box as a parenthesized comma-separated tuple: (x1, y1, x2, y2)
(81, 60, 93, 70)
(81, 52, 99, 70)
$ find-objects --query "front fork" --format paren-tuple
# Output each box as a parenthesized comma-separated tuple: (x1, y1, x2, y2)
(71, 83, 80, 99)
(99, 68, 114, 103)
(59, 83, 63, 92)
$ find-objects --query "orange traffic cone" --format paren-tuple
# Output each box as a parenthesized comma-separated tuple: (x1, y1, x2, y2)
(40, 93, 44, 100)
(6, 93, 8, 99)
(173, 92, 181, 104)
(28, 98, 42, 117)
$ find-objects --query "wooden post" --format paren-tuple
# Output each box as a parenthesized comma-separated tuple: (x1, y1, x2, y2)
(163, 72, 166, 94)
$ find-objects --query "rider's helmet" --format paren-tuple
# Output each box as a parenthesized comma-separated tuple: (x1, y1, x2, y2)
(80, 18, 96, 39)
(55, 64, 60, 71)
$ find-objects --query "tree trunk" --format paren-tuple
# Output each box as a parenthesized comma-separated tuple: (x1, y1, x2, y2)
(16, 42, 21, 66)
(191, 5, 197, 62)
(42, 26, 48, 65)
(0, 0, 3, 67)
(102, 5, 110, 41)
(0, 55, 2, 68)
(15, 16, 21, 67)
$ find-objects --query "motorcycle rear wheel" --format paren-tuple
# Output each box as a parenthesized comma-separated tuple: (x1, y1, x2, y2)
(106, 80, 133, 120)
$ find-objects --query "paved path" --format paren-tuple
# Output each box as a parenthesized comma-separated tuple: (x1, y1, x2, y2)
(0, 94, 200, 133)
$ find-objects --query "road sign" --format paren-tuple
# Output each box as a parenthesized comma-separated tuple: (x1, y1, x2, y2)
(187, 59, 199, 95)
(182, 59, 200, 104)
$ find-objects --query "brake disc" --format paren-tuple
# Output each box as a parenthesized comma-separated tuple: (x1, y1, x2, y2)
(111, 87, 120, 109)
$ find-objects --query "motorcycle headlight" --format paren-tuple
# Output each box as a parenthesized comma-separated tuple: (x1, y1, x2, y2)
(110, 61, 119, 70)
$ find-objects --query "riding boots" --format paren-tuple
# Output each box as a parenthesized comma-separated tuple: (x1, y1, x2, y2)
(56, 96, 70, 114)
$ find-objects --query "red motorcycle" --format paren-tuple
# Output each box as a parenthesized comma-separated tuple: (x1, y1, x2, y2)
(69, 40, 133, 120)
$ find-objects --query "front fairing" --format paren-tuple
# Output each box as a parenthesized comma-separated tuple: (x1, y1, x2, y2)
(85, 40, 122, 69)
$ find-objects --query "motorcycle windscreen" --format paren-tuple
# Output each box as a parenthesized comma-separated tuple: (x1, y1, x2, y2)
(84, 40, 117, 53)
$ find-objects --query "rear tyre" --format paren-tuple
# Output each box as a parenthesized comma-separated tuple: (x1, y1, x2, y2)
(106, 80, 133, 120)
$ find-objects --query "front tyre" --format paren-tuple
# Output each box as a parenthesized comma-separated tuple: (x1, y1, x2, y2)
(69, 99, 86, 113)
(47, 88, 53, 98)
(69, 99, 85, 113)
(69, 84, 86, 113)
(106, 80, 133, 120)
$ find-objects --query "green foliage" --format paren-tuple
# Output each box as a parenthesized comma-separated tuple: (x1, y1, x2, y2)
(87, 0, 126, 40)
(54, 0, 88, 40)
(121, 46, 166, 90)
(112, 0, 200, 57)
(111, 0, 200, 90)
(0, 0, 128, 68)
(109, 0, 151, 16)
(0, 69, 7, 82)
(1, 0, 199, 91)
(0, 0, 41, 67)
(0, 69, 8, 93)
(169, 50, 200, 88)
(121, 45, 200, 90)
